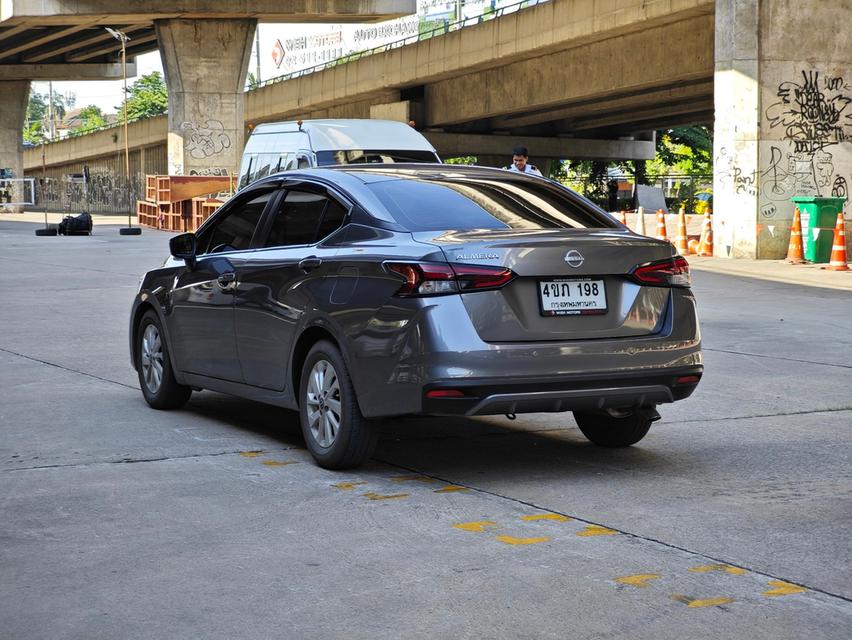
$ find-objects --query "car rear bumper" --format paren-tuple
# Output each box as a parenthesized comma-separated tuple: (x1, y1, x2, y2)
(421, 366, 702, 416)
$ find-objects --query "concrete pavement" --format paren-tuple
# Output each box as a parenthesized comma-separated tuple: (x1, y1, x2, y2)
(0, 218, 850, 639)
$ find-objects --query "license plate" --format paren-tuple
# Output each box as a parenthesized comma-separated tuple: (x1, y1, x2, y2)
(538, 278, 607, 316)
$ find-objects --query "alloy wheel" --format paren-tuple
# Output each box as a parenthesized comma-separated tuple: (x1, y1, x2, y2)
(305, 359, 342, 448)
(141, 323, 164, 394)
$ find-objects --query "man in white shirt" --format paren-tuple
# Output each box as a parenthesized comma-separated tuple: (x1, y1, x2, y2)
(505, 145, 543, 176)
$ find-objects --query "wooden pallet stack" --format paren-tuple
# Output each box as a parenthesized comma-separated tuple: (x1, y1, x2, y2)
(136, 175, 232, 232)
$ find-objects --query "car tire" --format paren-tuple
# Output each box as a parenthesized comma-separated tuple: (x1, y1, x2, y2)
(299, 340, 377, 469)
(573, 409, 654, 447)
(136, 310, 191, 410)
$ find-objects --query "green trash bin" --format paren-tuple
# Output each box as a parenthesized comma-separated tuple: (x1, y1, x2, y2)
(791, 197, 846, 263)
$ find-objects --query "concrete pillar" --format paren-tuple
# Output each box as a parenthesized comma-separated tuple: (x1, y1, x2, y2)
(714, 0, 852, 259)
(0, 81, 30, 212)
(156, 19, 255, 177)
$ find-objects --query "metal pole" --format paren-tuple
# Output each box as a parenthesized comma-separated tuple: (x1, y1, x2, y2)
(255, 26, 262, 84)
(122, 38, 131, 228)
(47, 81, 54, 141)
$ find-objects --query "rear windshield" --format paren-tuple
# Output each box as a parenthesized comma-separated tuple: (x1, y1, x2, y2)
(365, 176, 614, 231)
(316, 150, 440, 165)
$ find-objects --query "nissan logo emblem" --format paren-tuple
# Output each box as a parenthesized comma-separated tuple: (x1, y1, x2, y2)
(564, 250, 584, 268)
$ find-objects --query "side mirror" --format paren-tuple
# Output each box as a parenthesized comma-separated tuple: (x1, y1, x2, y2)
(170, 233, 197, 268)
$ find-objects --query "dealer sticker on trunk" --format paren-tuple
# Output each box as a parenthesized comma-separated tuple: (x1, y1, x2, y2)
(538, 278, 607, 316)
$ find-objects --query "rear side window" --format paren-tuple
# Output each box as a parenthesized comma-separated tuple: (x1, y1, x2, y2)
(366, 177, 613, 231)
(263, 190, 348, 248)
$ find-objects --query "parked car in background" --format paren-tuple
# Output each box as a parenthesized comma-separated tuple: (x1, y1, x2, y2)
(130, 165, 702, 469)
(237, 119, 441, 189)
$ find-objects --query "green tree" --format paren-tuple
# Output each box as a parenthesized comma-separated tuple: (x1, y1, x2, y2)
(117, 71, 168, 122)
(22, 89, 66, 144)
(647, 125, 712, 179)
(72, 105, 107, 135)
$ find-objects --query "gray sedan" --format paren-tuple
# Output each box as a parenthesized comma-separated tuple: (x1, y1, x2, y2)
(129, 165, 702, 468)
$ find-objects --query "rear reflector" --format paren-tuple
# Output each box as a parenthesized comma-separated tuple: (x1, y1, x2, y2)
(385, 261, 516, 297)
(630, 256, 691, 287)
(675, 375, 700, 385)
(425, 389, 466, 398)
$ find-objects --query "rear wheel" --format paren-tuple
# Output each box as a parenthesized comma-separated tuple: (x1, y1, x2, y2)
(136, 310, 191, 410)
(573, 408, 658, 447)
(299, 340, 377, 469)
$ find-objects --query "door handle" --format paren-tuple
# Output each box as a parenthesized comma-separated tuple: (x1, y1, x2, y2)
(298, 256, 322, 272)
(217, 272, 237, 291)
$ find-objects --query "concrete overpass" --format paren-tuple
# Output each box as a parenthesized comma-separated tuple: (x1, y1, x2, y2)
(0, 0, 415, 205)
(10, 0, 852, 260)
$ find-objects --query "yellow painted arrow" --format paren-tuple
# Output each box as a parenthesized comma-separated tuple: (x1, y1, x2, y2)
(495, 535, 550, 546)
(332, 481, 368, 490)
(671, 594, 734, 608)
(615, 574, 660, 588)
(763, 580, 806, 597)
(453, 521, 497, 532)
(521, 514, 571, 522)
(689, 564, 747, 575)
(363, 492, 409, 501)
(577, 525, 618, 537)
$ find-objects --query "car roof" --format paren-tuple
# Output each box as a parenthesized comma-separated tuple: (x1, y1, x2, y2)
(248, 119, 438, 153)
(271, 163, 547, 184)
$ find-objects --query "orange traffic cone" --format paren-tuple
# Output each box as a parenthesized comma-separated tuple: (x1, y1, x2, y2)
(674, 206, 689, 254)
(687, 238, 700, 254)
(825, 212, 849, 271)
(617, 210, 627, 225)
(697, 211, 713, 256)
(655, 209, 669, 242)
(785, 207, 806, 264)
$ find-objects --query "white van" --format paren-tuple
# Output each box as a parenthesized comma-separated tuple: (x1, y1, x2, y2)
(237, 119, 441, 189)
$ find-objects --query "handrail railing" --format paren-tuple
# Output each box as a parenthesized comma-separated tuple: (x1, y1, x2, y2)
(253, 0, 549, 90)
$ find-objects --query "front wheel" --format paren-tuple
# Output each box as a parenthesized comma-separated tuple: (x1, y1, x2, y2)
(136, 310, 191, 410)
(573, 408, 658, 447)
(299, 340, 377, 469)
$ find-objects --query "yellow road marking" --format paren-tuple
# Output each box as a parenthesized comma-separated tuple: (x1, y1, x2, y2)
(671, 594, 734, 608)
(615, 574, 660, 588)
(521, 514, 571, 522)
(577, 525, 618, 537)
(453, 521, 497, 532)
(495, 535, 550, 546)
(390, 475, 438, 484)
(239, 451, 263, 458)
(363, 492, 409, 501)
(763, 580, 807, 597)
(689, 564, 747, 575)
(434, 485, 468, 493)
(332, 481, 368, 490)
(261, 460, 299, 467)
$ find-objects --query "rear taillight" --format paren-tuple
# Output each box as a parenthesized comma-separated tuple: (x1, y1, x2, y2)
(630, 256, 691, 288)
(385, 262, 516, 297)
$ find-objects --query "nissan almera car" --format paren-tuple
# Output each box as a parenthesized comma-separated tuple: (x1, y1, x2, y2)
(130, 165, 702, 469)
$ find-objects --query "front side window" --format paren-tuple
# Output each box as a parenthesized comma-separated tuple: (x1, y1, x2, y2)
(197, 191, 273, 254)
(263, 190, 348, 248)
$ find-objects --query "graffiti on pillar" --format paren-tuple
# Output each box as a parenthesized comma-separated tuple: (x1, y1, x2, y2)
(189, 167, 230, 176)
(831, 176, 848, 199)
(762, 70, 852, 199)
(766, 70, 852, 153)
(180, 120, 232, 159)
(715, 147, 758, 197)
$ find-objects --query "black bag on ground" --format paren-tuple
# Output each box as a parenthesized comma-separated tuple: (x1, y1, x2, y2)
(58, 211, 93, 236)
